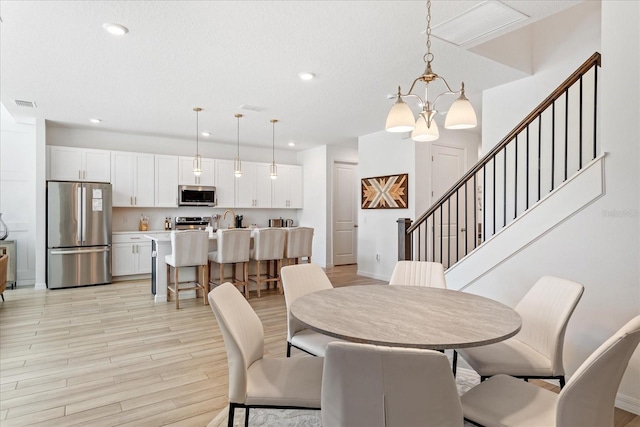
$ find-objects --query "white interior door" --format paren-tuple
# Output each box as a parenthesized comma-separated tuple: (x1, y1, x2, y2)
(431, 144, 465, 267)
(333, 162, 358, 266)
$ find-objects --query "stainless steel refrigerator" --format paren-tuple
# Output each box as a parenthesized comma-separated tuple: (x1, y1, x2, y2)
(47, 181, 112, 289)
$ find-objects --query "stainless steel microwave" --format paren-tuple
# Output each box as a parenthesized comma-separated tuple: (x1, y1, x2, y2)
(178, 185, 216, 207)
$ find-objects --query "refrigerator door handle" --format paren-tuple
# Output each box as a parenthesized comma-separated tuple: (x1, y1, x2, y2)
(82, 186, 87, 242)
(77, 186, 82, 242)
(50, 247, 111, 255)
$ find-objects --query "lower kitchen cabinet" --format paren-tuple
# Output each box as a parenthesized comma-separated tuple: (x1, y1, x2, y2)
(112, 234, 152, 276)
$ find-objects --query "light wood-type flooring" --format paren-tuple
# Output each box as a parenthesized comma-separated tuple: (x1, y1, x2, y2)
(1, 265, 638, 426)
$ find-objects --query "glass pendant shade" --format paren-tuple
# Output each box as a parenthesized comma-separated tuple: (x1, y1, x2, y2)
(445, 95, 477, 129)
(270, 163, 278, 180)
(411, 115, 439, 142)
(234, 157, 242, 177)
(193, 154, 202, 176)
(385, 98, 415, 133)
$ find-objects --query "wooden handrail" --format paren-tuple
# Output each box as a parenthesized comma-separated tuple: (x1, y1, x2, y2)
(407, 52, 601, 233)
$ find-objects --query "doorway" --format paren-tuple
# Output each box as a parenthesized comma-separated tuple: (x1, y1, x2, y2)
(333, 162, 358, 266)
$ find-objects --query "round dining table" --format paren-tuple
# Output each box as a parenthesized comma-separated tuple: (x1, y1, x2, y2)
(290, 285, 522, 350)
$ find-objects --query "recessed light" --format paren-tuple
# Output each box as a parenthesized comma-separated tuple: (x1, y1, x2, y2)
(298, 72, 316, 81)
(90, 118, 102, 124)
(103, 23, 129, 36)
(288, 142, 296, 147)
(201, 131, 211, 137)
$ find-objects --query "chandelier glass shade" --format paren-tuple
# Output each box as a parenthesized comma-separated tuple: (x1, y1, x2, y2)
(193, 107, 202, 177)
(270, 119, 278, 180)
(234, 114, 243, 178)
(385, 0, 477, 141)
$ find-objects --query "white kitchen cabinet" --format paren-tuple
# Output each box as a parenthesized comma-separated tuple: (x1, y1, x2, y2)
(112, 233, 152, 276)
(178, 156, 215, 186)
(236, 162, 272, 208)
(111, 151, 155, 207)
(49, 146, 111, 182)
(155, 155, 179, 207)
(214, 159, 236, 207)
(272, 164, 303, 208)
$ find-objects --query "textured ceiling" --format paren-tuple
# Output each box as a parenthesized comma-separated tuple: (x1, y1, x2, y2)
(0, 1, 582, 151)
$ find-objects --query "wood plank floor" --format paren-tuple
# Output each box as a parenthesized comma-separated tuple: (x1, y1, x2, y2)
(0, 265, 637, 426)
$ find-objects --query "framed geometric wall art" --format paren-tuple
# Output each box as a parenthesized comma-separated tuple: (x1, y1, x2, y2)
(361, 173, 408, 209)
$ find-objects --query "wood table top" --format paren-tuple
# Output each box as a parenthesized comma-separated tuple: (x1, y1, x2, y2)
(290, 285, 522, 350)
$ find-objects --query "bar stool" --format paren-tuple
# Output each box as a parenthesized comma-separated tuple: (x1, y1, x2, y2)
(284, 227, 314, 266)
(208, 228, 252, 298)
(250, 228, 286, 296)
(165, 230, 209, 309)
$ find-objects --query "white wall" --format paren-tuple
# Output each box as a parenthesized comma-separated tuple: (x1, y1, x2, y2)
(357, 131, 416, 280)
(0, 103, 37, 286)
(297, 145, 328, 267)
(468, 1, 640, 412)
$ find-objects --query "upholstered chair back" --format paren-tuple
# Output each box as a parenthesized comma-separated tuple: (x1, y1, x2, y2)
(167, 230, 209, 267)
(208, 283, 265, 404)
(515, 276, 584, 376)
(322, 342, 464, 427)
(557, 315, 640, 427)
(210, 229, 251, 264)
(389, 261, 446, 288)
(284, 227, 314, 259)
(251, 228, 286, 261)
(281, 263, 333, 341)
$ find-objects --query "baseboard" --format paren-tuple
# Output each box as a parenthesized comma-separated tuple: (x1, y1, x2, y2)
(356, 269, 389, 281)
(616, 392, 640, 415)
(34, 282, 47, 290)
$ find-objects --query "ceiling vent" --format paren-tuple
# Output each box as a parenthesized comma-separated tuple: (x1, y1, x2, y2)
(432, 1, 528, 47)
(239, 104, 267, 112)
(14, 99, 37, 108)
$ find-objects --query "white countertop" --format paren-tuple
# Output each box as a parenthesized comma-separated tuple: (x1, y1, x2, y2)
(113, 230, 166, 235)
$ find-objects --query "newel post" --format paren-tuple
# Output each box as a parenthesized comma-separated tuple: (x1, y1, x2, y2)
(397, 218, 413, 261)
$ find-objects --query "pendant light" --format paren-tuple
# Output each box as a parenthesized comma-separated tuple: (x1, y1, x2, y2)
(234, 113, 243, 177)
(193, 107, 202, 176)
(385, 0, 477, 141)
(270, 119, 278, 180)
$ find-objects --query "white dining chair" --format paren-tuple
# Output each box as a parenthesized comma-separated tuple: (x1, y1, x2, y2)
(208, 228, 251, 298)
(164, 230, 209, 309)
(389, 260, 446, 288)
(208, 282, 323, 426)
(322, 341, 464, 427)
(455, 275, 584, 387)
(461, 315, 640, 427)
(281, 263, 346, 357)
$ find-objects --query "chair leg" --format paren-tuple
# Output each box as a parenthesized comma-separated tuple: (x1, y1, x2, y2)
(277, 259, 283, 294)
(1, 293, 4, 301)
(287, 341, 292, 357)
(254, 261, 260, 298)
(244, 407, 250, 427)
(559, 376, 566, 389)
(174, 267, 180, 309)
(202, 264, 209, 305)
(166, 263, 171, 302)
(228, 404, 235, 427)
(452, 350, 458, 376)
(220, 263, 225, 288)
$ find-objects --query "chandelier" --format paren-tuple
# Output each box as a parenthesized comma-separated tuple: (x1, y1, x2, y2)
(192, 107, 202, 176)
(385, 0, 477, 141)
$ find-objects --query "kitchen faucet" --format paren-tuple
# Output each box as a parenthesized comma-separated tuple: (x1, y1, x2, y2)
(223, 209, 236, 228)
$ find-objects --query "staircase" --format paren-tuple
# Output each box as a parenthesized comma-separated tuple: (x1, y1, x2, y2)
(398, 53, 602, 270)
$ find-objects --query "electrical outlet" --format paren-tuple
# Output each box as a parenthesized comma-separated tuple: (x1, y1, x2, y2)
(376, 253, 380, 262)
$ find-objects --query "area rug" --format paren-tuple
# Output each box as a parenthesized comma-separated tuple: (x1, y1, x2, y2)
(208, 368, 480, 427)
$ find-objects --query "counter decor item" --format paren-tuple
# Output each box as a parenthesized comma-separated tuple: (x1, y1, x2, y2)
(0, 213, 8, 240)
(139, 215, 149, 231)
(361, 173, 408, 209)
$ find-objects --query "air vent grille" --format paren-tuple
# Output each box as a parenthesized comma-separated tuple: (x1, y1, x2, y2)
(14, 99, 37, 108)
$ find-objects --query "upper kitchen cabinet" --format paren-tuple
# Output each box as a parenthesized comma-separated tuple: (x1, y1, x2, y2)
(214, 159, 236, 208)
(178, 156, 214, 186)
(111, 151, 155, 207)
(236, 162, 272, 208)
(155, 155, 179, 207)
(272, 164, 302, 208)
(49, 146, 111, 182)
